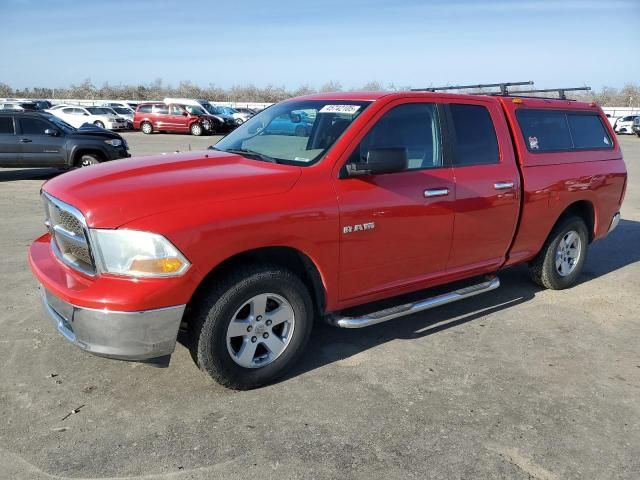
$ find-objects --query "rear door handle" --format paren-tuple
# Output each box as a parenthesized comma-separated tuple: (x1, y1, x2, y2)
(20, 138, 32, 143)
(494, 181, 514, 190)
(424, 188, 450, 198)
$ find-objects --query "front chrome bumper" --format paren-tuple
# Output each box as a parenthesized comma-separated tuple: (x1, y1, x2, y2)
(40, 286, 185, 361)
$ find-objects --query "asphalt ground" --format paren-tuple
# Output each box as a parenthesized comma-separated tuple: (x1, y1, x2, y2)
(0, 133, 638, 479)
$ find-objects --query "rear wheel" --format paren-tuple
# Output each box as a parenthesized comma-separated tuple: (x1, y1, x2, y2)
(141, 122, 153, 134)
(76, 153, 101, 168)
(189, 265, 314, 389)
(528, 215, 589, 290)
(190, 123, 203, 136)
(94, 121, 105, 129)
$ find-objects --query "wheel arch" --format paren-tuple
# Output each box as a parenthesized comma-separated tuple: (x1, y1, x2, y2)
(187, 246, 327, 321)
(71, 147, 107, 167)
(550, 199, 596, 243)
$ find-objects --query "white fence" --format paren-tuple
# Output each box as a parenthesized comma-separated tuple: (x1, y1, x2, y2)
(602, 107, 640, 117)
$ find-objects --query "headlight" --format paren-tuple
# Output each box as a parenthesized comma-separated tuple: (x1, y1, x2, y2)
(105, 139, 122, 147)
(90, 229, 190, 277)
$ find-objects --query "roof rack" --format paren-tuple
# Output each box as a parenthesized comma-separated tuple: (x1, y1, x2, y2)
(507, 87, 591, 100)
(411, 81, 533, 95)
(410, 82, 591, 100)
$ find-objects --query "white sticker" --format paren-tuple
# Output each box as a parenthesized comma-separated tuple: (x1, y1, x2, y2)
(528, 136, 539, 150)
(319, 105, 361, 114)
(603, 136, 610, 145)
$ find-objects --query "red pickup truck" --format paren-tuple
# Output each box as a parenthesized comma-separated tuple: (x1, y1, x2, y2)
(29, 90, 627, 389)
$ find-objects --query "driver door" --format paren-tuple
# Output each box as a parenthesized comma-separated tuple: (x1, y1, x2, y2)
(333, 101, 455, 301)
(167, 105, 188, 132)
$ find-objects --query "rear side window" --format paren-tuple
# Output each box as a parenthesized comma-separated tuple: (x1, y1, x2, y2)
(567, 114, 612, 149)
(516, 109, 612, 152)
(449, 104, 499, 166)
(138, 105, 152, 114)
(0, 117, 14, 134)
(517, 110, 572, 151)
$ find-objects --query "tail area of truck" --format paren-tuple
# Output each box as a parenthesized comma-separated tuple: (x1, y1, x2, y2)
(496, 95, 627, 266)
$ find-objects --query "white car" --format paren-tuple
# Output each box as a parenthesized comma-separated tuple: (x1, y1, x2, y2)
(614, 115, 639, 134)
(105, 106, 134, 129)
(46, 105, 128, 130)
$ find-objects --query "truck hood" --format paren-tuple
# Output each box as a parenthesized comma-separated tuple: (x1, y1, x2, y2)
(43, 151, 302, 228)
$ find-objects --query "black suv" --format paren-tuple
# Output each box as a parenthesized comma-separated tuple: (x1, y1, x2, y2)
(0, 111, 130, 169)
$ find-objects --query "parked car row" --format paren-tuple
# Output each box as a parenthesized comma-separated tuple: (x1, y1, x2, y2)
(132, 99, 258, 136)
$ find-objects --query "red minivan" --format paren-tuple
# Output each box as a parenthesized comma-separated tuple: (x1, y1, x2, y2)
(133, 102, 221, 136)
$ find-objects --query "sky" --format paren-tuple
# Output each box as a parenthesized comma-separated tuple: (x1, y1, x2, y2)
(1, 0, 639, 91)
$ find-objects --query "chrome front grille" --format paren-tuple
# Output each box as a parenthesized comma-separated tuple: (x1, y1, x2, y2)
(43, 193, 96, 276)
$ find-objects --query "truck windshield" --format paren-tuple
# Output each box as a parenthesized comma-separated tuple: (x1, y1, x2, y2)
(213, 100, 370, 165)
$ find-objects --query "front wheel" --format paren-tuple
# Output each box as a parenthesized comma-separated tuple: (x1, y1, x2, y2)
(76, 153, 101, 168)
(190, 265, 314, 389)
(190, 123, 203, 136)
(528, 215, 589, 290)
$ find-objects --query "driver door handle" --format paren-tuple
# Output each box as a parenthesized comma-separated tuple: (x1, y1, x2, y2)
(20, 138, 32, 143)
(494, 181, 514, 190)
(424, 188, 450, 198)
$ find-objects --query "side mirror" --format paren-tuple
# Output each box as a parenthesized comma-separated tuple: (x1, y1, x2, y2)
(183, 112, 188, 116)
(345, 148, 407, 177)
(83, 112, 89, 116)
(44, 128, 59, 137)
(290, 113, 301, 123)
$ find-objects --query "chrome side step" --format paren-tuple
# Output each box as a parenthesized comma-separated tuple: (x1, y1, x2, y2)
(328, 276, 500, 329)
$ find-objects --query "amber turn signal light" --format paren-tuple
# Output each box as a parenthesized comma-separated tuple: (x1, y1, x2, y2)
(129, 257, 186, 274)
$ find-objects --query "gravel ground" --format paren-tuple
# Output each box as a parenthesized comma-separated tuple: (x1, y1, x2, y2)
(0, 134, 638, 480)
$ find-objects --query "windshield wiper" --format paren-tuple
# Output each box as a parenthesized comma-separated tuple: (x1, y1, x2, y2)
(220, 148, 278, 163)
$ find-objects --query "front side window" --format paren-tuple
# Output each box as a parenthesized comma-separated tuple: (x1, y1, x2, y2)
(152, 104, 169, 115)
(138, 105, 152, 114)
(449, 104, 499, 166)
(0, 117, 14, 134)
(170, 105, 185, 115)
(214, 100, 370, 165)
(87, 107, 112, 115)
(19, 118, 51, 135)
(349, 103, 442, 170)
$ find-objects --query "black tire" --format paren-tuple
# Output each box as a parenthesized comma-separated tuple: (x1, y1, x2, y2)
(189, 265, 314, 389)
(94, 121, 105, 129)
(75, 153, 101, 168)
(294, 125, 307, 137)
(190, 123, 203, 136)
(141, 121, 153, 134)
(528, 215, 589, 290)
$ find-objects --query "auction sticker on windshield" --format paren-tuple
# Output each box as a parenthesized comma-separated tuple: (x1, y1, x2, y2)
(319, 105, 361, 114)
